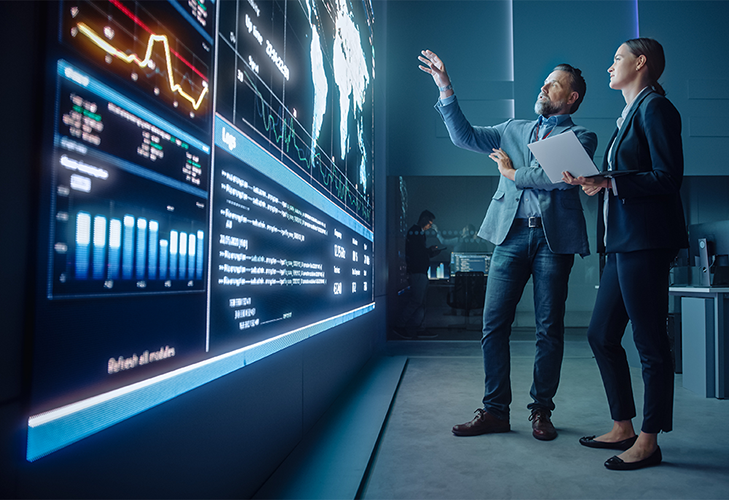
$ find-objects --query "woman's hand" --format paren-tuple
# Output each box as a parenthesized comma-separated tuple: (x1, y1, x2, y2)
(562, 171, 609, 196)
(490, 148, 516, 181)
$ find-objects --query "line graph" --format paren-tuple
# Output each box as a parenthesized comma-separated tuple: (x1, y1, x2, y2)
(64, 0, 212, 122)
(105, 0, 209, 83)
(76, 22, 209, 111)
(243, 70, 372, 224)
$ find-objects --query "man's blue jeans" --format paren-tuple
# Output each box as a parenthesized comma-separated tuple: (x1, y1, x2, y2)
(481, 223, 574, 420)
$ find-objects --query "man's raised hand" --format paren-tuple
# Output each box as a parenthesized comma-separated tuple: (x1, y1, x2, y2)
(418, 49, 451, 90)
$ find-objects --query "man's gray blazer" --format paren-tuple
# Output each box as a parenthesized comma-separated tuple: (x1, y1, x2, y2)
(436, 96, 597, 256)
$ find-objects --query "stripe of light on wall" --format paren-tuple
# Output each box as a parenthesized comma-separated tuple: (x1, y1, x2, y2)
(27, 302, 375, 462)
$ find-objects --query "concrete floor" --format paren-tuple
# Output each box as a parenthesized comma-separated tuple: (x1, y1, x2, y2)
(360, 336, 729, 500)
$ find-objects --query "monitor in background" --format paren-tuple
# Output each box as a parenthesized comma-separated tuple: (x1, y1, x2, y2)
(427, 262, 450, 280)
(687, 220, 729, 286)
(688, 220, 729, 268)
(451, 252, 492, 275)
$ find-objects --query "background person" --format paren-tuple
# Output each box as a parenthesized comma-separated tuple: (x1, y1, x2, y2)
(395, 210, 443, 338)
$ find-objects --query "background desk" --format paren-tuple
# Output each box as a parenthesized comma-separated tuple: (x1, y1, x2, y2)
(670, 286, 729, 399)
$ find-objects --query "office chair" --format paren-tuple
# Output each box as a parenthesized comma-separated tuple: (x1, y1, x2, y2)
(446, 271, 486, 330)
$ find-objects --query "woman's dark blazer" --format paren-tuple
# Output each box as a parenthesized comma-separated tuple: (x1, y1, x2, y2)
(597, 89, 689, 254)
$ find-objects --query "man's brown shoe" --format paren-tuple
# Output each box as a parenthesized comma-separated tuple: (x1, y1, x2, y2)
(452, 409, 510, 436)
(529, 409, 557, 441)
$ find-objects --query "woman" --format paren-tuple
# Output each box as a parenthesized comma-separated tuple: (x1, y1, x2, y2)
(562, 38, 688, 470)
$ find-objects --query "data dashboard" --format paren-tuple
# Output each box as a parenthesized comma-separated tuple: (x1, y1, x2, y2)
(28, 0, 375, 461)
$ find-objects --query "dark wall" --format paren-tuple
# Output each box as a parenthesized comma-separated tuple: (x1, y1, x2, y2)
(386, 0, 729, 177)
(0, 1, 45, 496)
(640, 1, 729, 176)
(386, 0, 514, 177)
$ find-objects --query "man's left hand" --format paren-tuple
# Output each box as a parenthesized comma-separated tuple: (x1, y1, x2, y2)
(489, 148, 515, 181)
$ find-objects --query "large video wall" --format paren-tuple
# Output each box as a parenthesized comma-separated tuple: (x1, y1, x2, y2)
(28, 0, 375, 461)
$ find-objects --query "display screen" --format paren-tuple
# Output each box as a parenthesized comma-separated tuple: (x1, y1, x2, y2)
(28, 0, 375, 461)
(450, 252, 491, 274)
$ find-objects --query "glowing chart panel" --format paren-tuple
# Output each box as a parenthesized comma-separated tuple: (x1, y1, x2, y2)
(25, 0, 377, 462)
(51, 61, 209, 297)
(62, 0, 214, 130)
(208, 120, 373, 353)
(215, 0, 375, 229)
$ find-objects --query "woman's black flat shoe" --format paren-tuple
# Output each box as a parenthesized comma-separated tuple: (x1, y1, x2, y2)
(579, 435, 638, 451)
(604, 446, 662, 471)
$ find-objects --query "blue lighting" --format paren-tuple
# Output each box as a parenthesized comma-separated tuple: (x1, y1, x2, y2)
(75, 212, 91, 280)
(26, 302, 375, 462)
(214, 116, 374, 243)
(92, 216, 107, 280)
(108, 219, 121, 280)
(122, 215, 135, 280)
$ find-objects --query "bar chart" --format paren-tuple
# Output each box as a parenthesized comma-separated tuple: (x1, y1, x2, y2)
(56, 210, 206, 296)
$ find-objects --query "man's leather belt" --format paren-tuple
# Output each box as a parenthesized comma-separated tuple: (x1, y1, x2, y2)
(515, 217, 543, 228)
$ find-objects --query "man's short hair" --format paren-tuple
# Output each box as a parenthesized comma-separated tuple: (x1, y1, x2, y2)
(554, 63, 586, 114)
(418, 210, 435, 226)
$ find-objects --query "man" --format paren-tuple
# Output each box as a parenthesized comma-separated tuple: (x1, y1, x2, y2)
(396, 209, 442, 338)
(418, 50, 597, 440)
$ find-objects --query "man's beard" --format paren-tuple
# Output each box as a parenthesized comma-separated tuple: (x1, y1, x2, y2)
(534, 94, 563, 116)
